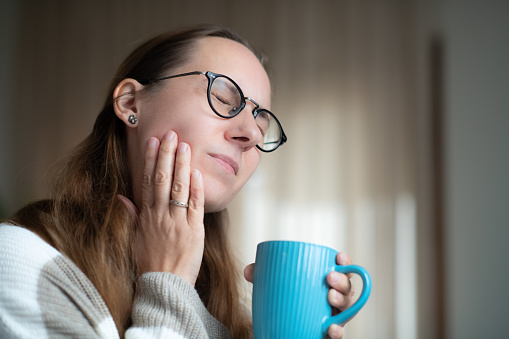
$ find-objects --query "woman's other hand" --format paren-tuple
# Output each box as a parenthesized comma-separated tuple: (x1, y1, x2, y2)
(325, 252, 355, 339)
(243, 263, 255, 283)
(243, 251, 355, 339)
(119, 130, 205, 286)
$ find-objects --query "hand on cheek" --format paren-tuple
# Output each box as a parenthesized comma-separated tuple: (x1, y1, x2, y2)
(118, 130, 205, 286)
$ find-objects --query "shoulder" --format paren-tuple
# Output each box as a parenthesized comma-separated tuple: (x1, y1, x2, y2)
(0, 223, 60, 267)
(0, 223, 61, 305)
(0, 224, 60, 337)
(0, 223, 65, 303)
(0, 223, 118, 338)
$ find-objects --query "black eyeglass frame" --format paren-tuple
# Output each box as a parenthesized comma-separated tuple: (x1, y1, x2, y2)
(144, 71, 287, 152)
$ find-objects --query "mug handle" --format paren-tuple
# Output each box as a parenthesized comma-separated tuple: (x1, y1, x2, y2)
(321, 265, 372, 335)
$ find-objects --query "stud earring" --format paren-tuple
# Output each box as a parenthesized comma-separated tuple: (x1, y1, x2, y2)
(128, 115, 138, 125)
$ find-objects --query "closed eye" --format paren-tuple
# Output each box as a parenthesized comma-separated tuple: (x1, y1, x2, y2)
(213, 93, 231, 106)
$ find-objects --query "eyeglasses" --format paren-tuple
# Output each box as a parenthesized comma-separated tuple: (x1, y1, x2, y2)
(144, 71, 287, 152)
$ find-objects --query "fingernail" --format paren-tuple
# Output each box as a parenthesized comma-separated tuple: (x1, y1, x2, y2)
(164, 131, 175, 141)
(340, 252, 348, 264)
(330, 324, 341, 337)
(147, 137, 157, 149)
(178, 142, 188, 153)
(331, 272, 341, 283)
(333, 289, 341, 301)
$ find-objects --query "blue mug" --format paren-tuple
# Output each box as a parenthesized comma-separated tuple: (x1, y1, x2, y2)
(252, 241, 372, 339)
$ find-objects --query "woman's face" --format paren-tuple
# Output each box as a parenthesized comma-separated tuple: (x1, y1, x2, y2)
(128, 37, 271, 212)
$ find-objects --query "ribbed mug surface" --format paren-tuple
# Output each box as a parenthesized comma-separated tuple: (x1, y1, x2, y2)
(252, 241, 371, 339)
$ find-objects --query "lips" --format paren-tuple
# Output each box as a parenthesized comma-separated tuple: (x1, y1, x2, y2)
(209, 153, 239, 175)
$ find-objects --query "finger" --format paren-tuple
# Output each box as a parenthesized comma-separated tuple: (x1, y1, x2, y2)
(153, 131, 177, 212)
(327, 324, 344, 339)
(337, 252, 352, 265)
(327, 271, 353, 310)
(170, 142, 191, 214)
(244, 263, 255, 283)
(116, 194, 138, 220)
(337, 252, 354, 279)
(327, 271, 352, 296)
(187, 169, 204, 228)
(328, 286, 348, 310)
(141, 137, 160, 208)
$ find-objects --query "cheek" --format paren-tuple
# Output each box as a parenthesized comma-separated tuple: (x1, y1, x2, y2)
(202, 151, 261, 212)
(244, 151, 261, 178)
(236, 150, 261, 192)
(138, 88, 193, 134)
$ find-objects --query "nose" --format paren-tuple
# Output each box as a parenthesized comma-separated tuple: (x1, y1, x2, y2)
(224, 99, 263, 151)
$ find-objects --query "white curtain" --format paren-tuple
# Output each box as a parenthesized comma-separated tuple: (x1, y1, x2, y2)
(0, 1, 437, 338)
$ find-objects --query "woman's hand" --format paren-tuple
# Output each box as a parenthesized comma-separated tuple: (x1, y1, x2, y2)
(325, 252, 355, 339)
(119, 130, 205, 286)
(243, 252, 355, 339)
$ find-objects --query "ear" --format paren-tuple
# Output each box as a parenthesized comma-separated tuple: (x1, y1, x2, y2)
(113, 78, 144, 127)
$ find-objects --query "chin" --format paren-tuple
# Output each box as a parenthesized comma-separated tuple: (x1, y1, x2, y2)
(202, 178, 241, 213)
(204, 199, 230, 213)
(203, 189, 241, 213)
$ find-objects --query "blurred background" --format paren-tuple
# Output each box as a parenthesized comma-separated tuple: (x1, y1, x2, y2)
(1, 1, 508, 338)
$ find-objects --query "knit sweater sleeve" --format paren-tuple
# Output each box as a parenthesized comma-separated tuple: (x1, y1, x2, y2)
(0, 224, 230, 339)
(127, 273, 230, 339)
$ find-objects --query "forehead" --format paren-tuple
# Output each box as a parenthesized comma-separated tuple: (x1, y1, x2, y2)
(183, 37, 272, 108)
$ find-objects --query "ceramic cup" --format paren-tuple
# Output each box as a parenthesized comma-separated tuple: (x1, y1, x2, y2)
(252, 241, 372, 339)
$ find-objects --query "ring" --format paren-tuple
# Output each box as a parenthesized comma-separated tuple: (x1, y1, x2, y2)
(170, 199, 189, 208)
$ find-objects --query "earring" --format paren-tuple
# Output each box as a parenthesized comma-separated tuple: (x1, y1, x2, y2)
(128, 115, 138, 125)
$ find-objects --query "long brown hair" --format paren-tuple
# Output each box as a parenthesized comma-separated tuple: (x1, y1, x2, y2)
(7, 25, 264, 338)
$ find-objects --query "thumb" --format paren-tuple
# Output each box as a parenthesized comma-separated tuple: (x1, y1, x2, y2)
(116, 194, 138, 220)
(244, 263, 255, 283)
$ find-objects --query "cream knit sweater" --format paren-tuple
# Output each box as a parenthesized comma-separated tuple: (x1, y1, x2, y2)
(0, 224, 230, 338)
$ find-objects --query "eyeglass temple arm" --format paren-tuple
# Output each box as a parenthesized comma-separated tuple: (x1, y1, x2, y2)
(145, 71, 206, 84)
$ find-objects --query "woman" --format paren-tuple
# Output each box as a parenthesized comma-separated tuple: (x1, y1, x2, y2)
(0, 25, 354, 338)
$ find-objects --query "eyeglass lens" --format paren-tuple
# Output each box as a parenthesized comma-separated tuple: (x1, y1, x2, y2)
(210, 76, 282, 151)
